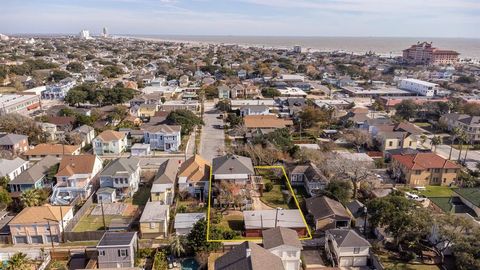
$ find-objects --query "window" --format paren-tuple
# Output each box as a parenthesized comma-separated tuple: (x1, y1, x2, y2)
(150, 222, 156, 229)
(118, 249, 128, 257)
(388, 141, 393, 147)
(353, 248, 360, 254)
(415, 170, 421, 175)
(99, 250, 106, 256)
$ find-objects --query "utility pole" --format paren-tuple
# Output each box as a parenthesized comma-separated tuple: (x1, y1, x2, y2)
(274, 208, 281, 228)
(46, 219, 55, 253)
(101, 200, 106, 231)
(60, 206, 65, 243)
(363, 206, 368, 237)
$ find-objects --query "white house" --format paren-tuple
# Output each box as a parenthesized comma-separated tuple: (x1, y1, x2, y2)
(99, 158, 141, 198)
(143, 125, 181, 152)
(130, 143, 151, 157)
(93, 130, 128, 155)
(325, 229, 371, 267)
(399, 78, 438, 97)
(212, 155, 254, 185)
(263, 227, 303, 270)
(239, 105, 271, 117)
(174, 213, 206, 236)
(0, 157, 29, 181)
(70, 125, 95, 148)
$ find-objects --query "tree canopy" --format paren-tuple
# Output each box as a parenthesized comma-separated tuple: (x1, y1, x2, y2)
(167, 109, 203, 135)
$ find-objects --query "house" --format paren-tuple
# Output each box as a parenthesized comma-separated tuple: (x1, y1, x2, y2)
(239, 105, 271, 117)
(23, 144, 81, 161)
(93, 130, 128, 156)
(52, 155, 103, 205)
(218, 85, 230, 99)
(212, 154, 254, 185)
(391, 153, 460, 187)
(45, 116, 75, 131)
(70, 125, 95, 147)
(96, 187, 117, 203)
(97, 232, 137, 268)
(9, 155, 58, 194)
(325, 229, 371, 267)
(453, 188, 480, 217)
(99, 157, 141, 198)
(0, 157, 29, 181)
(375, 122, 424, 152)
(39, 122, 58, 141)
(137, 104, 158, 118)
(9, 205, 73, 244)
(139, 202, 169, 239)
(289, 163, 328, 196)
(177, 155, 210, 201)
(243, 115, 293, 130)
(440, 113, 480, 142)
(243, 210, 307, 237)
(143, 124, 182, 151)
(174, 213, 206, 235)
(346, 200, 367, 230)
(0, 134, 29, 154)
(130, 143, 151, 157)
(150, 159, 177, 204)
(263, 227, 302, 270)
(305, 196, 351, 232)
(215, 241, 285, 270)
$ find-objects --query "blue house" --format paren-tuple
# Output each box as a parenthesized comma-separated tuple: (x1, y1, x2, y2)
(9, 156, 58, 193)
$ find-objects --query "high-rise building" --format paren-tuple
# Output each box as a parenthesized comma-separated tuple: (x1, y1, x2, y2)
(102, 27, 108, 38)
(79, 30, 91, 40)
(402, 42, 459, 65)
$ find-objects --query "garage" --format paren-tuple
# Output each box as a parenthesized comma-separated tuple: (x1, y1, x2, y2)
(46, 235, 59, 243)
(353, 256, 367, 266)
(14, 236, 28, 244)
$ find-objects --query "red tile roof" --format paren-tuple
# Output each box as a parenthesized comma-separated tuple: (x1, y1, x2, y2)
(392, 153, 460, 170)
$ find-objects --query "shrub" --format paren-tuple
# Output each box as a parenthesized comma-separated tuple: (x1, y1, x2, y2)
(264, 182, 273, 192)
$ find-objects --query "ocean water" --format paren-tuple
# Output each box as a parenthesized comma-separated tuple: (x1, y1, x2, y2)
(130, 35, 480, 59)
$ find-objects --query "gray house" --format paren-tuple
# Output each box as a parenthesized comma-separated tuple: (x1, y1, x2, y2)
(212, 154, 254, 185)
(99, 158, 140, 199)
(8, 155, 58, 194)
(97, 232, 137, 269)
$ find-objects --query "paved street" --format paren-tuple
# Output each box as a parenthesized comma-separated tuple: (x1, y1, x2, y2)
(199, 101, 225, 162)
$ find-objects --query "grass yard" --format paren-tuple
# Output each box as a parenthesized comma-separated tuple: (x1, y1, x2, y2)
(219, 214, 244, 231)
(177, 199, 207, 213)
(73, 213, 123, 232)
(379, 254, 441, 270)
(414, 122, 432, 128)
(417, 186, 454, 197)
(429, 197, 453, 213)
(131, 186, 151, 206)
(260, 178, 290, 209)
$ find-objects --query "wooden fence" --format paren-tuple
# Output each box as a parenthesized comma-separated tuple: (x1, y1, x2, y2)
(65, 195, 94, 232)
(63, 230, 106, 242)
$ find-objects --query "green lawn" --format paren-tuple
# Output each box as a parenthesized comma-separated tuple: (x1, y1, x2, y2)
(73, 213, 123, 232)
(219, 214, 244, 231)
(379, 255, 441, 270)
(132, 186, 151, 206)
(429, 197, 453, 213)
(417, 186, 454, 197)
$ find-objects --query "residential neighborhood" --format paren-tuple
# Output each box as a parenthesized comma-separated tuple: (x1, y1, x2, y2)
(0, 29, 479, 270)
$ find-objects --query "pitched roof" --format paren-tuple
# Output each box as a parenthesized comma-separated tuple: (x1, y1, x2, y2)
(262, 227, 302, 250)
(0, 134, 28, 145)
(95, 130, 126, 142)
(212, 155, 254, 176)
(153, 159, 178, 185)
(392, 153, 460, 170)
(9, 205, 73, 225)
(346, 200, 366, 218)
(143, 124, 181, 133)
(454, 188, 480, 207)
(56, 155, 99, 177)
(215, 241, 285, 270)
(243, 210, 306, 229)
(24, 144, 80, 156)
(243, 115, 293, 129)
(100, 157, 139, 177)
(0, 157, 28, 177)
(178, 155, 211, 183)
(327, 229, 370, 248)
(305, 196, 351, 221)
(174, 213, 206, 229)
(10, 156, 58, 185)
(394, 122, 424, 135)
(139, 202, 169, 223)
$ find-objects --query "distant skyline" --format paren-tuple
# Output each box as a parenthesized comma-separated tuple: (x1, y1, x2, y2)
(2, 0, 480, 38)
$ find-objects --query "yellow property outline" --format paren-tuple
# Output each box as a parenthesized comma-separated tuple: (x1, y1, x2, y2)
(207, 165, 313, 242)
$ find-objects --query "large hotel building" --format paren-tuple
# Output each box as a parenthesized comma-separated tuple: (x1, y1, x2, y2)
(0, 94, 41, 116)
(403, 42, 459, 65)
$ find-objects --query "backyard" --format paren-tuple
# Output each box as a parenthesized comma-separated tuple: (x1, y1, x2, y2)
(417, 186, 455, 197)
(73, 203, 138, 232)
(379, 254, 441, 270)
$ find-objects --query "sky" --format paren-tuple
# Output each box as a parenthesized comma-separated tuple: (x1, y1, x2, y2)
(1, 0, 480, 38)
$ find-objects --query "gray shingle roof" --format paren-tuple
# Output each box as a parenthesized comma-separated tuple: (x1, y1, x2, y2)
(153, 159, 178, 184)
(174, 213, 205, 229)
(262, 227, 302, 250)
(212, 155, 254, 176)
(0, 134, 27, 145)
(9, 156, 58, 185)
(97, 232, 136, 247)
(0, 157, 28, 177)
(139, 202, 169, 223)
(305, 196, 351, 221)
(215, 241, 285, 270)
(327, 229, 370, 248)
(100, 158, 139, 177)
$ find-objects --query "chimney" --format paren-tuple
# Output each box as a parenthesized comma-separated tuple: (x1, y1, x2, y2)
(246, 248, 251, 258)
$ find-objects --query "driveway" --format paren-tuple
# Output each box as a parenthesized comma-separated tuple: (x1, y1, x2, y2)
(199, 101, 225, 161)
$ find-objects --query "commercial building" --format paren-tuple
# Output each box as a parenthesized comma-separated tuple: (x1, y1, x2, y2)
(402, 42, 459, 65)
(0, 94, 41, 115)
(42, 78, 76, 99)
(399, 78, 438, 97)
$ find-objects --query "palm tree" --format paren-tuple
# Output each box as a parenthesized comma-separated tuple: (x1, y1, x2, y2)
(20, 189, 42, 207)
(7, 252, 30, 270)
(457, 131, 468, 162)
(431, 136, 442, 153)
(448, 127, 462, 160)
(169, 235, 186, 257)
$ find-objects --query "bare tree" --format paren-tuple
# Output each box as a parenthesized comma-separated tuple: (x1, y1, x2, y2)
(343, 129, 373, 153)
